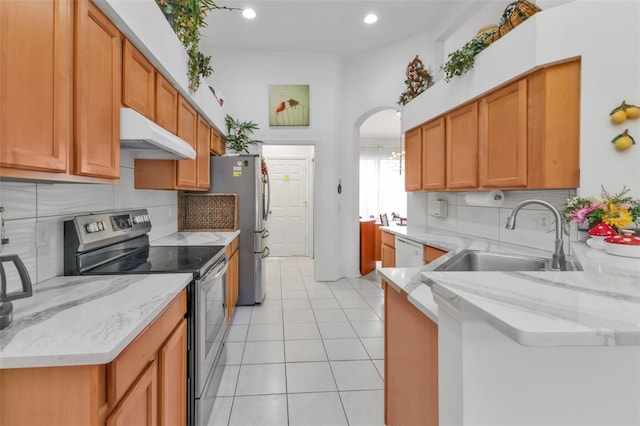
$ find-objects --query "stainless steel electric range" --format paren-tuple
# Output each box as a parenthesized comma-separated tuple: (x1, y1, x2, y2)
(64, 209, 228, 426)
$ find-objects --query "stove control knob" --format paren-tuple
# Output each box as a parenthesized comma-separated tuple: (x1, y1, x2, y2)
(98, 221, 106, 231)
(133, 215, 142, 224)
(85, 222, 98, 233)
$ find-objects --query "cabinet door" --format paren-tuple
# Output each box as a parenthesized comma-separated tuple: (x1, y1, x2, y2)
(75, 0, 121, 178)
(210, 129, 222, 156)
(0, 0, 72, 173)
(381, 244, 395, 268)
(385, 284, 438, 426)
(159, 320, 187, 426)
(196, 116, 211, 190)
(123, 39, 155, 120)
(227, 248, 239, 322)
(446, 103, 478, 189)
(404, 126, 422, 191)
(107, 360, 158, 426)
(175, 96, 197, 188)
(421, 118, 446, 191)
(156, 72, 178, 134)
(480, 80, 527, 188)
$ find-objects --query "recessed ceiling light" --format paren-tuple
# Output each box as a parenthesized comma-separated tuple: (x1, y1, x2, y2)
(242, 8, 256, 19)
(364, 13, 377, 24)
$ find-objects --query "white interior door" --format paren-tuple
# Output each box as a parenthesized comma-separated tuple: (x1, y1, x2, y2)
(266, 157, 308, 256)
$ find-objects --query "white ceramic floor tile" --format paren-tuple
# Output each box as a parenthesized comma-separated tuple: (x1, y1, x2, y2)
(351, 321, 384, 338)
(206, 397, 233, 426)
(360, 337, 384, 359)
(281, 289, 308, 299)
(285, 339, 327, 362)
(318, 322, 357, 339)
(340, 390, 385, 426)
(286, 361, 337, 393)
(250, 309, 283, 324)
(330, 360, 384, 391)
(331, 288, 361, 299)
(372, 359, 384, 379)
(216, 365, 240, 397)
(357, 288, 384, 298)
(242, 341, 285, 364)
(365, 297, 384, 309)
(284, 323, 321, 340)
(228, 394, 288, 426)
(306, 288, 334, 298)
(283, 309, 316, 324)
(231, 307, 252, 325)
(310, 298, 341, 309)
(235, 363, 286, 396)
(258, 299, 283, 310)
(287, 392, 348, 426)
(226, 324, 249, 342)
(343, 308, 379, 322)
(224, 342, 245, 366)
(282, 298, 312, 310)
(313, 308, 348, 323)
(323, 338, 369, 361)
(338, 297, 371, 309)
(246, 323, 284, 341)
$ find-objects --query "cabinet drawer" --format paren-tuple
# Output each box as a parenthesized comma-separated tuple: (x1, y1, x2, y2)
(381, 231, 395, 248)
(423, 246, 447, 264)
(107, 289, 186, 407)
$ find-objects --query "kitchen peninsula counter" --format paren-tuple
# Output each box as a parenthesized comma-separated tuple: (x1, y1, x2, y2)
(378, 227, 640, 425)
(0, 273, 192, 369)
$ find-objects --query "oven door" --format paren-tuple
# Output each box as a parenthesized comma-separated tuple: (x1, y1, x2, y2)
(194, 255, 228, 397)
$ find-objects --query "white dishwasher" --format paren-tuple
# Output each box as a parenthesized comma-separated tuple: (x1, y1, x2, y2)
(395, 236, 425, 267)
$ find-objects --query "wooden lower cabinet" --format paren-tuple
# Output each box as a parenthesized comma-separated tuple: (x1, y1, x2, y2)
(381, 231, 396, 268)
(226, 236, 239, 322)
(0, 290, 187, 426)
(423, 245, 447, 264)
(384, 281, 438, 426)
(359, 220, 376, 275)
(107, 360, 158, 426)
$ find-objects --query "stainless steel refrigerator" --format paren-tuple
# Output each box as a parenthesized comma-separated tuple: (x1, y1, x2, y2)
(209, 154, 270, 305)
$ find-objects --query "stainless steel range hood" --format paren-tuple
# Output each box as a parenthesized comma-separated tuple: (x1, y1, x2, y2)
(120, 108, 196, 160)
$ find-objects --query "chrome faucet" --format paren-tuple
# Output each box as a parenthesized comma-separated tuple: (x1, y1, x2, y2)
(505, 199, 566, 271)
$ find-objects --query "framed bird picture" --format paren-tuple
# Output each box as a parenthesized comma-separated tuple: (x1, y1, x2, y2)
(268, 84, 310, 126)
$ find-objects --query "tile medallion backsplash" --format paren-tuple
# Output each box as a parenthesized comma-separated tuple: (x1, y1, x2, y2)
(0, 151, 178, 284)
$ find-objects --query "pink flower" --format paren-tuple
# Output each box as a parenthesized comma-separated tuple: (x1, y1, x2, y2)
(570, 203, 604, 224)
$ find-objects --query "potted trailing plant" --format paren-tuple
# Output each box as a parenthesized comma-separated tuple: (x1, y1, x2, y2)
(156, 0, 239, 93)
(441, 33, 492, 83)
(225, 114, 263, 154)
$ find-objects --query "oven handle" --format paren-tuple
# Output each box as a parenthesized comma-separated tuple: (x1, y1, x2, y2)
(202, 257, 228, 282)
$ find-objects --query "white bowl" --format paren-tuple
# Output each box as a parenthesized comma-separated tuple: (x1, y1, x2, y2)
(604, 238, 640, 258)
(586, 236, 607, 250)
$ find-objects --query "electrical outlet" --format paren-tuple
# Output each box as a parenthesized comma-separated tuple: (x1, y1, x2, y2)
(36, 221, 50, 248)
(538, 214, 551, 230)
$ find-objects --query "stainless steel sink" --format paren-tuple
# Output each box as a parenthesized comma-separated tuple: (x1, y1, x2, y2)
(433, 249, 582, 272)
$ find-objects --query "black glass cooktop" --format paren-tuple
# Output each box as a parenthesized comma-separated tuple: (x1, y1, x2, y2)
(88, 245, 225, 277)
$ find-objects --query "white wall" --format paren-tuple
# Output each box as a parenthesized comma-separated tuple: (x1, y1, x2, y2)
(0, 151, 178, 285)
(206, 49, 345, 281)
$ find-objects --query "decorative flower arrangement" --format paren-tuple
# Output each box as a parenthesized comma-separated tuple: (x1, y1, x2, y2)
(562, 186, 640, 231)
(398, 55, 434, 105)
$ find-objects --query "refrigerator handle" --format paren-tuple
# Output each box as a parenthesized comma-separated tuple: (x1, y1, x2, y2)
(263, 165, 271, 221)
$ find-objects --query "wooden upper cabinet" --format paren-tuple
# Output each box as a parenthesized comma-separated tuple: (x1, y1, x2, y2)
(421, 118, 446, 191)
(122, 39, 155, 120)
(75, 0, 121, 179)
(155, 73, 178, 134)
(404, 126, 422, 191)
(196, 116, 211, 190)
(175, 96, 197, 188)
(210, 128, 225, 156)
(446, 102, 478, 189)
(527, 60, 581, 189)
(480, 79, 528, 188)
(0, 0, 72, 173)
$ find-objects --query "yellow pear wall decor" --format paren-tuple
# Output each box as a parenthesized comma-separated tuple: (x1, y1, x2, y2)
(610, 100, 640, 124)
(611, 129, 635, 152)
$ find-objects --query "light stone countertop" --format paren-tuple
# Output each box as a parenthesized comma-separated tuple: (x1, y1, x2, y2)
(0, 273, 192, 369)
(378, 226, 640, 346)
(151, 230, 240, 247)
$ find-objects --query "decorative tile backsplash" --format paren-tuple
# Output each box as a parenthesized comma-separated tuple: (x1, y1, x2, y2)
(0, 151, 178, 284)
(411, 189, 577, 254)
